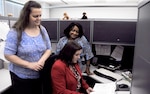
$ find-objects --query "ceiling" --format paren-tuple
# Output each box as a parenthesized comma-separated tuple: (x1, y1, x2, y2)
(8, 0, 144, 7)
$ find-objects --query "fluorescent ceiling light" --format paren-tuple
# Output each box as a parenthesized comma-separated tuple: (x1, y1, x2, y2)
(36, 0, 62, 3)
(106, 0, 127, 2)
(35, 0, 59, 1)
(63, 0, 94, 3)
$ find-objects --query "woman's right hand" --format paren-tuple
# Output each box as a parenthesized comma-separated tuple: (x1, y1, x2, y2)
(27, 62, 43, 71)
(86, 87, 93, 94)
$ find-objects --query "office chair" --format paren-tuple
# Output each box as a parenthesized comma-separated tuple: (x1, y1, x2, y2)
(40, 54, 58, 94)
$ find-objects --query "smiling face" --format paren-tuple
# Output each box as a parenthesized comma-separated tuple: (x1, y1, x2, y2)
(29, 8, 42, 27)
(69, 25, 79, 39)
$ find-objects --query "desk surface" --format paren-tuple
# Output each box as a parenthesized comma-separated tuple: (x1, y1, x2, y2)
(116, 91, 130, 94)
(0, 69, 11, 93)
(85, 65, 131, 85)
(85, 65, 131, 94)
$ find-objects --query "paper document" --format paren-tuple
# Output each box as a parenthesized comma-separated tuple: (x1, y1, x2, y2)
(90, 82, 116, 94)
(111, 45, 124, 61)
(95, 44, 111, 56)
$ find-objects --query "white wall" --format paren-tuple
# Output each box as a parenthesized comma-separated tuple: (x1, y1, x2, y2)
(3, 1, 50, 18)
(2, 0, 138, 19)
(49, 7, 138, 19)
(41, 3, 50, 19)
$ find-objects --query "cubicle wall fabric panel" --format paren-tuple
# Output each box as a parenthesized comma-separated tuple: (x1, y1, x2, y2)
(40, 19, 136, 45)
(41, 21, 58, 42)
(131, 1, 150, 94)
(93, 21, 136, 45)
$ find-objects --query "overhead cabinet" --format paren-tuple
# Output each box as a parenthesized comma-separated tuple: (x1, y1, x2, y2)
(93, 20, 136, 45)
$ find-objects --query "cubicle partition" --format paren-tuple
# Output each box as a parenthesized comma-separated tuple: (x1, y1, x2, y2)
(41, 19, 136, 46)
(92, 19, 136, 70)
(8, 17, 17, 28)
(93, 20, 136, 45)
(0, 16, 17, 28)
(0, 16, 137, 93)
(0, 16, 9, 22)
(40, 19, 137, 70)
(0, 17, 137, 45)
(41, 20, 58, 42)
(131, 1, 150, 94)
(0, 16, 137, 70)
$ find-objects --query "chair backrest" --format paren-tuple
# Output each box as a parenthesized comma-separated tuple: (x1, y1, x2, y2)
(40, 54, 58, 94)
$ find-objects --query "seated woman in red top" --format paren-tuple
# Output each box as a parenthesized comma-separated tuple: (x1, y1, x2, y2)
(51, 40, 93, 94)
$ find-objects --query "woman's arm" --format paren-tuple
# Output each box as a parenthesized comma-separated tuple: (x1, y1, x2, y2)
(39, 26, 52, 66)
(76, 64, 93, 94)
(38, 49, 51, 67)
(5, 54, 43, 71)
(55, 37, 67, 55)
(81, 36, 94, 75)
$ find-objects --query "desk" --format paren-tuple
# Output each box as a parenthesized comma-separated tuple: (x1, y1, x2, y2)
(83, 65, 131, 94)
(116, 91, 130, 94)
(0, 69, 11, 93)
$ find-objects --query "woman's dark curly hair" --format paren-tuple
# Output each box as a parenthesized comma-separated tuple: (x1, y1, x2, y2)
(64, 22, 84, 38)
(58, 40, 82, 66)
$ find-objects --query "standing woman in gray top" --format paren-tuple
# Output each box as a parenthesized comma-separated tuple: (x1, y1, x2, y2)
(4, 1, 52, 94)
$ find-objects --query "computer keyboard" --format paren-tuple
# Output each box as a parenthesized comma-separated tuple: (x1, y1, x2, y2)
(93, 70, 117, 81)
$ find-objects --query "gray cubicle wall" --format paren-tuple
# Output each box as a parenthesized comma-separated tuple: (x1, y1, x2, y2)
(59, 20, 91, 42)
(0, 16, 137, 45)
(93, 20, 136, 45)
(91, 19, 136, 70)
(0, 16, 9, 25)
(8, 17, 17, 28)
(41, 20, 58, 42)
(0, 16, 9, 21)
(40, 19, 136, 46)
(131, 1, 150, 94)
(0, 16, 137, 70)
(0, 16, 17, 28)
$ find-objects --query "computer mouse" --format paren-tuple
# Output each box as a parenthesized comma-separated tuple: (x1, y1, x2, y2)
(118, 84, 129, 88)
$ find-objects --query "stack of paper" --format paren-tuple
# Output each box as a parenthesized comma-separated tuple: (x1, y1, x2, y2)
(90, 82, 116, 94)
(95, 44, 124, 61)
(95, 44, 111, 56)
(111, 45, 124, 61)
